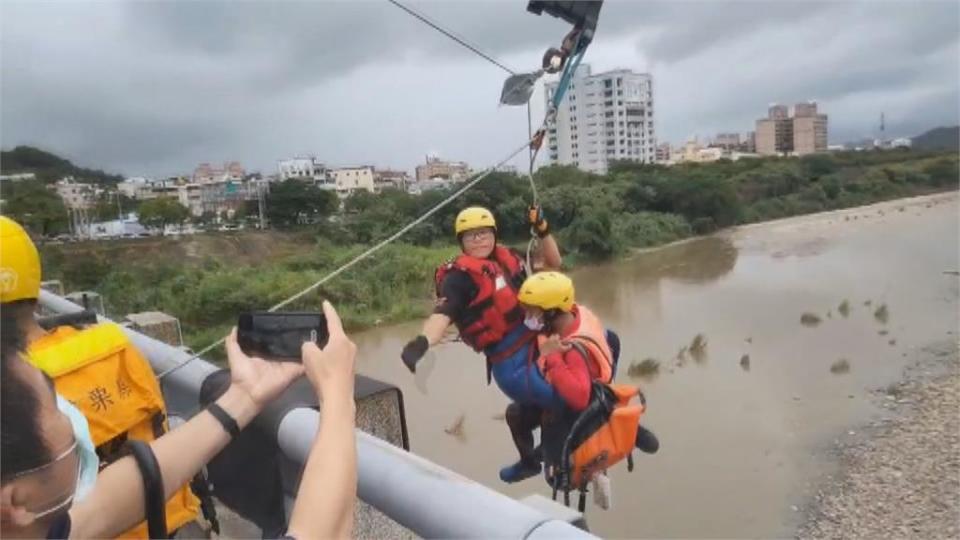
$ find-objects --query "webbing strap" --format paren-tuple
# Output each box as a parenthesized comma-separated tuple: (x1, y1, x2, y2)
(126, 440, 167, 539)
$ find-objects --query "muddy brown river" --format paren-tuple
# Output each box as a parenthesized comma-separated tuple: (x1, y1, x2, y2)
(353, 193, 958, 538)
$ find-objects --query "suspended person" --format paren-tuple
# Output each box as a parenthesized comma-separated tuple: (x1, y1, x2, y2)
(502, 271, 658, 485)
(0, 215, 209, 536)
(498, 271, 614, 482)
(400, 205, 568, 410)
(0, 300, 359, 540)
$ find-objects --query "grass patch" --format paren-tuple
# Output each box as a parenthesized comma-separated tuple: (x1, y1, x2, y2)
(690, 333, 708, 364)
(800, 312, 822, 327)
(874, 303, 890, 324)
(674, 346, 688, 367)
(830, 358, 851, 374)
(628, 358, 661, 380)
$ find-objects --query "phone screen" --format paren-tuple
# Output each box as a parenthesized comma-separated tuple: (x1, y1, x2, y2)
(237, 312, 328, 361)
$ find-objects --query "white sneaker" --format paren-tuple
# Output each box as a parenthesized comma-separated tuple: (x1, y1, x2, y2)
(592, 473, 612, 510)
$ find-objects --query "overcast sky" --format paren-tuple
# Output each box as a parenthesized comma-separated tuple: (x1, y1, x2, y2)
(2, 0, 957, 178)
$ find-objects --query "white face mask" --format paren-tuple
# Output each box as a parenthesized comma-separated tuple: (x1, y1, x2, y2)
(523, 315, 544, 331)
(56, 395, 99, 501)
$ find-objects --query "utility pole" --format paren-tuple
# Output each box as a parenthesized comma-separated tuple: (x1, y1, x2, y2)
(79, 207, 89, 239)
(66, 207, 74, 238)
(257, 180, 267, 230)
(527, 101, 534, 176)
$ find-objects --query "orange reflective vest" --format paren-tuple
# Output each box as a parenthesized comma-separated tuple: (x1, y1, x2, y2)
(28, 323, 200, 539)
(536, 305, 613, 385)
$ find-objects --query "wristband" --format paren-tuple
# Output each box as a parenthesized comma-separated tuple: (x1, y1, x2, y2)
(207, 402, 240, 439)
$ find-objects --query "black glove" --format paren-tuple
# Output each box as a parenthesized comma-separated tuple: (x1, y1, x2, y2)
(527, 205, 550, 238)
(401, 335, 429, 373)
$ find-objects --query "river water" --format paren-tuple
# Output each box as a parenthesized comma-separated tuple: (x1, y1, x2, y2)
(352, 193, 958, 538)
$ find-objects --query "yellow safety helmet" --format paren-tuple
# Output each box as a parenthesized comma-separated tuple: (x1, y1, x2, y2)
(454, 207, 497, 236)
(0, 216, 42, 303)
(519, 271, 575, 313)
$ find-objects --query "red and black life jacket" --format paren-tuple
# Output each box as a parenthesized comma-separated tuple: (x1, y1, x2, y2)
(434, 246, 527, 351)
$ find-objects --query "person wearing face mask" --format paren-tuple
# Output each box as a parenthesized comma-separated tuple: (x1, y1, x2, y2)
(0, 219, 104, 511)
(499, 271, 619, 483)
(1, 300, 359, 540)
(400, 206, 566, 412)
(0, 215, 210, 536)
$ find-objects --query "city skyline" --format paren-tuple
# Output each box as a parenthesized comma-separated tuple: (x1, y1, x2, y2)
(2, 1, 957, 178)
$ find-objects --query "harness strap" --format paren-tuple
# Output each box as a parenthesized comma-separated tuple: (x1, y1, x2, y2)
(487, 330, 537, 365)
(126, 440, 168, 539)
(569, 336, 612, 383)
(567, 341, 595, 380)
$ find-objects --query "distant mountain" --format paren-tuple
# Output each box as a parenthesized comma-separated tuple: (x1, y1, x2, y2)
(911, 126, 959, 151)
(0, 145, 123, 185)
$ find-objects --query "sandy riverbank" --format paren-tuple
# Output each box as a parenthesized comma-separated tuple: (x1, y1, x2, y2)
(798, 339, 959, 539)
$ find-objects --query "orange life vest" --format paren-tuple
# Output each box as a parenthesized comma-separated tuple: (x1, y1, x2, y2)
(434, 246, 527, 351)
(545, 383, 645, 497)
(536, 305, 613, 385)
(566, 384, 643, 489)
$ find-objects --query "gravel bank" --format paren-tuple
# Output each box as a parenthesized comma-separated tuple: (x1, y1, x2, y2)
(799, 341, 960, 539)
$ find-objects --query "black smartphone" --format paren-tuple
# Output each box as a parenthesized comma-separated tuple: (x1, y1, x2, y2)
(237, 311, 328, 361)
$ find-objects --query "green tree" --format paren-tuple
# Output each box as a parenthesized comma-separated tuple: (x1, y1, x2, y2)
(561, 210, 620, 259)
(622, 178, 660, 212)
(655, 176, 743, 231)
(266, 179, 338, 229)
(922, 158, 959, 187)
(342, 190, 379, 214)
(139, 197, 189, 230)
(62, 254, 111, 290)
(821, 175, 842, 200)
(91, 192, 138, 221)
(196, 211, 218, 227)
(0, 180, 69, 236)
(800, 154, 838, 178)
(0, 145, 123, 185)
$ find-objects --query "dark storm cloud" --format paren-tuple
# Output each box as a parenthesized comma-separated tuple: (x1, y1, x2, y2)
(1, 0, 957, 176)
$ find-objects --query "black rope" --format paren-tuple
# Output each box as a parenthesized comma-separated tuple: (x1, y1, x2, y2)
(386, 0, 516, 75)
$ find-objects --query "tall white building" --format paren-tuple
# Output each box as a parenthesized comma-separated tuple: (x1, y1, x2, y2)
(544, 65, 656, 174)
